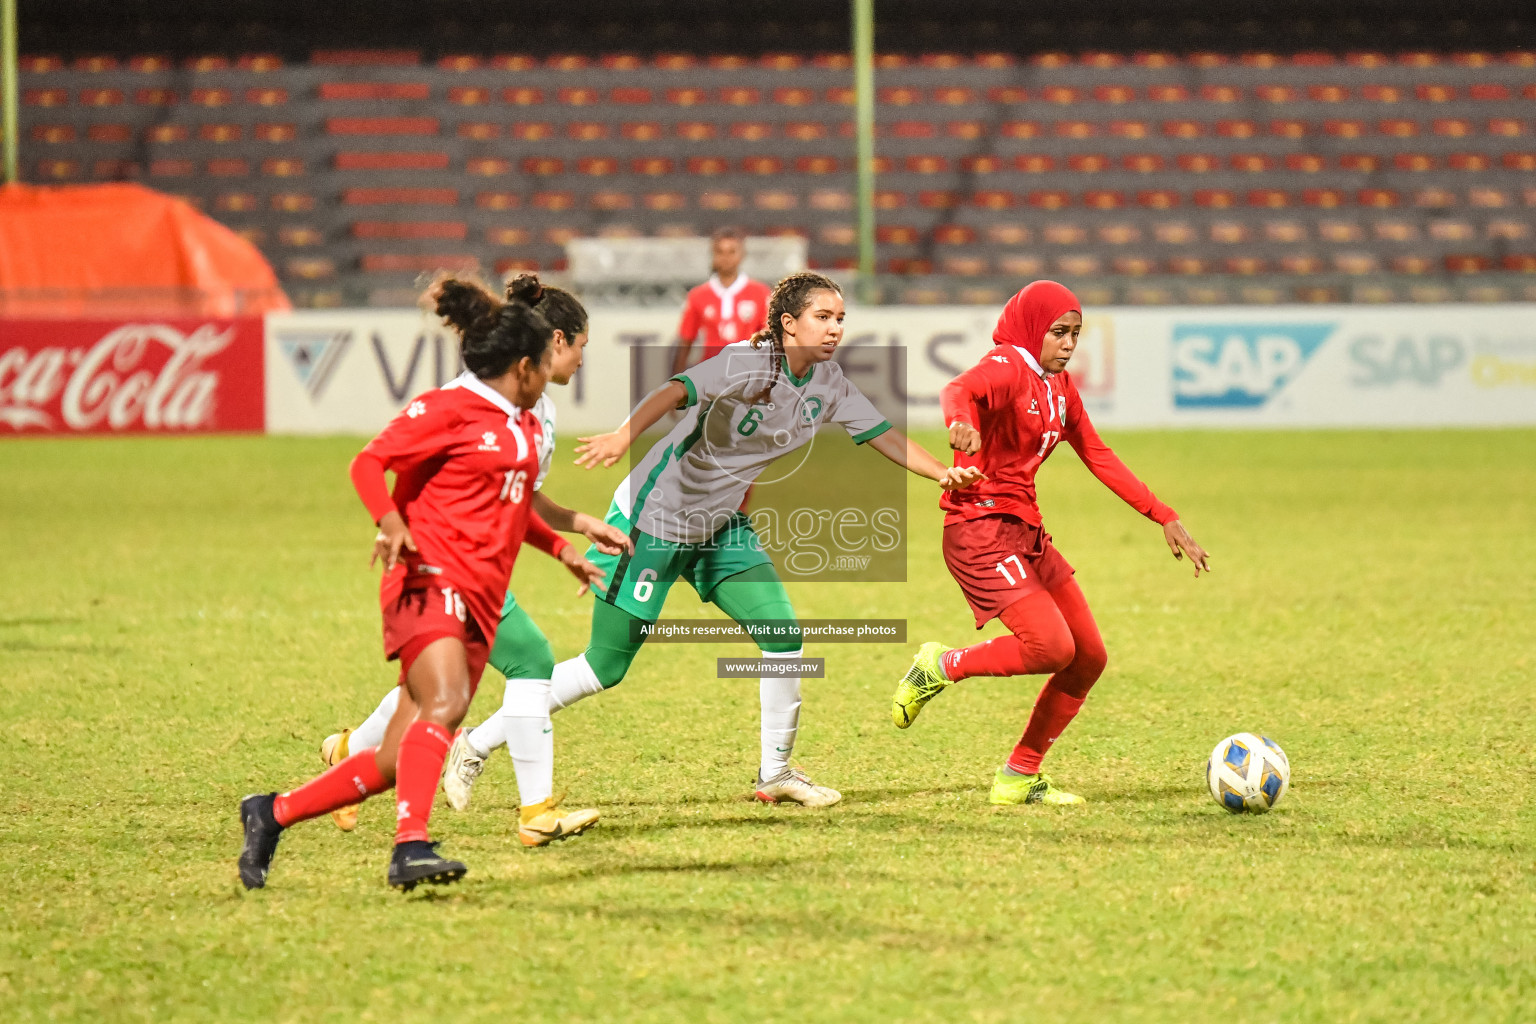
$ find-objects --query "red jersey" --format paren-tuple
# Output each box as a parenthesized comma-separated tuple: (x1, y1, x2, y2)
(350, 372, 543, 642)
(677, 275, 771, 358)
(939, 344, 1177, 528)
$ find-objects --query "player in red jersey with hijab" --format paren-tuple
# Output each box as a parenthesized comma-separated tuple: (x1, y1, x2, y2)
(890, 280, 1211, 806)
(237, 275, 629, 891)
(671, 226, 772, 375)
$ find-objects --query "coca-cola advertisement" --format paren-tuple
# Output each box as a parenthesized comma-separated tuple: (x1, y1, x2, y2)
(0, 319, 265, 435)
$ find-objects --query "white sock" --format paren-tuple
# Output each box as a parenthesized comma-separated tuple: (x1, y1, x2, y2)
(501, 678, 554, 808)
(549, 654, 605, 713)
(350, 687, 400, 750)
(759, 649, 803, 781)
(464, 709, 506, 759)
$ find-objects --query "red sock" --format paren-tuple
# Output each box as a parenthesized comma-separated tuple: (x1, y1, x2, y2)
(1007, 682, 1087, 775)
(941, 591, 1073, 682)
(394, 721, 451, 845)
(273, 749, 390, 827)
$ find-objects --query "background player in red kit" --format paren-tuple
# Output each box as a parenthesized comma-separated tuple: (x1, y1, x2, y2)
(890, 280, 1211, 806)
(670, 226, 771, 375)
(237, 276, 629, 891)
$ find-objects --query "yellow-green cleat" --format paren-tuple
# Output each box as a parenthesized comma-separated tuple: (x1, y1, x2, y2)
(891, 641, 953, 729)
(989, 767, 1085, 806)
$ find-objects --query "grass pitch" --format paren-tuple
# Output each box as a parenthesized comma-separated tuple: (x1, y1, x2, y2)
(2, 428, 1533, 1023)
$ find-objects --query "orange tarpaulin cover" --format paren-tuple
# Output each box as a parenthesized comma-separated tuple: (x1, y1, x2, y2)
(0, 183, 290, 317)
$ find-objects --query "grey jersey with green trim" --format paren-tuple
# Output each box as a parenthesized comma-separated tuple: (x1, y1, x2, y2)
(614, 341, 892, 544)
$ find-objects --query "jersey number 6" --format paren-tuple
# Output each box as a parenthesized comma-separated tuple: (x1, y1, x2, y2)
(633, 568, 658, 603)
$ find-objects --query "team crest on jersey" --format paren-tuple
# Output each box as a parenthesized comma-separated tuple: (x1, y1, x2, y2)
(478, 431, 500, 451)
(407, 400, 426, 418)
(703, 305, 717, 321)
(989, 354, 1009, 364)
(737, 300, 757, 321)
(799, 396, 824, 424)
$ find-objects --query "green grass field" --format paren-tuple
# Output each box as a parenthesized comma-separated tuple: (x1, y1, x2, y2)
(2, 428, 1533, 1023)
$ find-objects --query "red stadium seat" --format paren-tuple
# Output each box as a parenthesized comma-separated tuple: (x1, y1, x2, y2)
(246, 87, 289, 106)
(1122, 154, 1166, 173)
(88, 124, 132, 142)
(946, 121, 985, 139)
(1134, 52, 1179, 68)
(631, 157, 675, 176)
(962, 155, 1005, 173)
(1416, 85, 1456, 102)
(1043, 224, 1086, 245)
(1488, 118, 1525, 137)
(532, 193, 576, 211)
(447, 87, 491, 106)
(1358, 189, 1400, 208)
(1379, 119, 1419, 137)
(1225, 257, 1267, 274)
(495, 259, 544, 276)
(437, 56, 481, 71)
(558, 88, 600, 106)
(826, 88, 856, 105)
(1149, 85, 1192, 103)
(934, 225, 976, 245)
(1324, 120, 1367, 138)
(1162, 120, 1203, 138)
(1217, 119, 1259, 138)
(1110, 120, 1149, 139)
(601, 55, 644, 71)
(676, 122, 717, 141)
(31, 124, 75, 143)
(485, 226, 531, 244)
(1230, 154, 1276, 172)
(1469, 187, 1511, 207)
(80, 88, 124, 107)
(468, 157, 513, 175)
(577, 157, 620, 176)
(1028, 190, 1072, 210)
(755, 190, 798, 210)
(354, 221, 468, 240)
(1504, 153, 1536, 171)
(1339, 154, 1380, 172)
(987, 86, 1029, 104)
(889, 121, 935, 138)
(278, 225, 324, 246)
(645, 192, 688, 211)
(1041, 86, 1083, 105)
(206, 158, 250, 177)
(1286, 154, 1325, 172)
(1394, 153, 1436, 171)
(1248, 189, 1289, 208)
(622, 122, 663, 141)
(1264, 220, 1307, 242)
(319, 83, 430, 101)
(146, 124, 187, 143)
(1359, 85, 1402, 103)
(1000, 121, 1042, 138)
(971, 190, 1017, 210)
(1177, 154, 1219, 172)
(874, 190, 905, 209)
(1015, 155, 1055, 173)
(521, 157, 564, 175)
(474, 192, 521, 210)
(1200, 85, 1242, 102)
(1281, 255, 1324, 274)
(1502, 254, 1536, 272)
(998, 255, 1046, 276)
(361, 254, 479, 273)
(285, 258, 336, 279)
(503, 88, 544, 106)
(35, 159, 80, 179)
(731, 121, 775, 140)
(1469, 84, 1511, 101)
(877, 226, 921, 245)
(262, 158, 305, 177)
(74, 56, 119, 71)
(342, 188, 458, 205)
(1055, 120, 1096, 138)
(215, 192, 259, 212)
(459, 123, 501, 139)
(1094, 85, 1136, 103)
(933, 87, 977, 105)
(878, 87, 923, 106)
(590, 191, 634, 211)
(1067, 154, 1109, 173)
(1168, 257, 1210, 274)
(1137, 189, 1181, 208)
(699, 191, 744, 211)
(1444, 254, 1490, 273)
(1449, 152, 1492, 171)
(785, 122, 826, 140)
(796, 156, 841, 174)
(609, 88, 652, 105)
(687, 157, 729, 175)
(1082, 190, 1125, 210)
(567, 122, 607, 141)
(548, 55, 591, 70)
(1098, 222, 1141, 244)
(1270, 120, 1307, 138)
(760, 53, 804, 70)
(1083, 52, 1126, 68)
(20, 55, 63, 72)
(1255, 85, 1297, 103)
(742, 156, 784, 175)
(22, 88, 68, 107)
(772, 88, 816, 106)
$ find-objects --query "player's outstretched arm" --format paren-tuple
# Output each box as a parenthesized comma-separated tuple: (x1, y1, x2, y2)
(865, 429, 986, 490)
(531, 492, 633, 557)
(573, 380, 691, 469)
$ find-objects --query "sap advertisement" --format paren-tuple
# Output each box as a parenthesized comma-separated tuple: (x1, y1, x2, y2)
(263, 306, 1536, 435)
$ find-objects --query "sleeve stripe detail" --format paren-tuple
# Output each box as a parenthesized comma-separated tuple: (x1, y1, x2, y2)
(852, 420, 893, 444)
(670, 374, 698, 408)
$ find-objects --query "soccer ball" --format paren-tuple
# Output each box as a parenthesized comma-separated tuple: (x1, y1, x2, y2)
(1206, 733, 1290, 813)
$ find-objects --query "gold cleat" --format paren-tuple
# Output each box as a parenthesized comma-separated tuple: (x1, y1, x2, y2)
(518, 798, 600, 847)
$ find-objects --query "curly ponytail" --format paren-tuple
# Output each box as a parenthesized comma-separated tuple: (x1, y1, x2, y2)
(427, 274, 554, 379)
(505, 271, 588, 340)
(747, 271, 842, 403)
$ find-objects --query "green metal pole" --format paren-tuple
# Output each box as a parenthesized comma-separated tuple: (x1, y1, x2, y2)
(1, 0, 16, 184)
(852, 0, 875, 303)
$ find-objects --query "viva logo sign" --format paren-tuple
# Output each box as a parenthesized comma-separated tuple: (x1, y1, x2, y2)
(1172, 323, 1335, 407)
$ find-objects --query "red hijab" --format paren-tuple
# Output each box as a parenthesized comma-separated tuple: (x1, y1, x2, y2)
(991, 280, 1081, 360)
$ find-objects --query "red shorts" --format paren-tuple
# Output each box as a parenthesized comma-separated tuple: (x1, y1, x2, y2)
(942, 514, 1075, 628)
(381, 577, 491, 690)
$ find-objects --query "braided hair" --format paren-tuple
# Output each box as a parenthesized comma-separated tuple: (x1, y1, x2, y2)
(430, 275, 553, 379)
(746, 271, 842, 403)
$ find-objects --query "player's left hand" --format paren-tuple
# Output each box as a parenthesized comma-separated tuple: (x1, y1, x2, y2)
(580, 517, 634, 557)
(557, 546, 608, 597)
(938, 465, 987, 490)
(1163, 519, 1212, 577)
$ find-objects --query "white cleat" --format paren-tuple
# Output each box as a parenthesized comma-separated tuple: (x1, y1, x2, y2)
(442, 730, 485, 811)
(753, 767, 842, 808)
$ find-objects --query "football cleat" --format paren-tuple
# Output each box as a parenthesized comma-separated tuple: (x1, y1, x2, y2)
(891, 641, 953, 729)
(989, 768, 1084, 806)
(319, 729, 358, 831)
(237, 793, 285, 890)
(441, 730, 485, 812)
(387, 841, 467, 891)
(753, 767, 842, 807)
(517, 799, 600, 847)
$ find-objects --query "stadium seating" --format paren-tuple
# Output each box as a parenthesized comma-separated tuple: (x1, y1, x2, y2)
(16, 47, 1536, 304)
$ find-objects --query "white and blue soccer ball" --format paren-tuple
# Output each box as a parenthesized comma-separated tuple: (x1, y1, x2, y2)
(1207, 733, 1290, 813)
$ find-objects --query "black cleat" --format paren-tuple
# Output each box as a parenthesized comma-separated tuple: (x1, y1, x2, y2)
(238, 793, 284, 890)
(388, 841, 468, 891)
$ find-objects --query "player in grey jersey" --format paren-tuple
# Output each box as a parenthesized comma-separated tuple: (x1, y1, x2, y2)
(445, 272, 982, 809)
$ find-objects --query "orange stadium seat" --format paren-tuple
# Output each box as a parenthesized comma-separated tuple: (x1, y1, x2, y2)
(590, 192, 634, 211)
(1153, 222, 1197, 244)
(1028, 190, 1072, 210)
(1469, 188, 1511, 207)
(1249, 189, 1290, 208)
(1358, 189, 1400, 208)
(88, 124, 132, 142)
(1325, 120, 1367, 138)
(80, 88, 124, 106)
(271, 193, 317, 212)
(1015, 155, 1055, 173)
(1255, 85, 1298, 103)
(676, 122, 717, 140)
(238, 54, 282, 71)
(149, 159, 195, 177)
(632, 157, 675, 176)
(731, 122, 775, 140)
(904, 155, 948, 173)
(1168, 257, 1210, 274)
(475, 192, 520, 210)
(1217, 119, 1259, 138)
(207, 159, 250, 177)
(934, 87, 977, 105)
(773, 88, 816, 106)
(1468, 84, 1510, 101)
(741, 156, 784, 175)
(74, 56, 119, 71)
(505, 123, 550, 140)
(1200, 85, 1242, 102)
(1394, 153, 1436, 171)
(1286, 154, 1325, 172)
(998, 255, 1045, 276)
(1137, 189, 1181, 208)
(889, 121, 935, 138)
(196, 124, 242, 143)
(532, 193, 576, 211)
(23, 88, 68, 107)
(961, 155, 1005, 173)
(495, 258, 544, 276)
(1177, 154, 1219, 172)
(36, 159, 80, 179)
(699, 191, 744, 211)
(622, 122, 664, 140)
(521, 157, 564, 175)
(261, 158, 305, 177)
(1097, 223, 1140, 244)
(1226, 257, 1267, 274)
(567, 122, 608, 140)
(1194, 189, 1236, 208)
(873, 190, 905, 209)
(687, 157, 730, 175)
(503, 88, 544, 105)
(786, 122, 827, 140)
(795, 156, 841, 174)
(319, 83, 430, 101)
(971, 190, 1017, 210)
(1263, 220, 1307, 242)
(1000, 121, 1042, 138)
(577, 157, 619, 176)
(214, 192, 259, 213)
(1504, 153, 1536, 171)
(246, 87, 289, 106)
(311, 50, 420, 66)
(31, 124, 75, 143)
(1162, 120, 1203, 138)
(1444, 254, 1490, 273)
(467, 157, 513, 175)
(277, 225, 325, 247)
(987, 86, 1028, 104)
(755, 191, 799, 210)
(1270, 120, 1307, 138)
(485, 227, 531, 245)
(285, 258, 335, 279)
(1230, 154, 1276, 172)
(1083, 190, 1125, 209)
(1502, 255, 1536, 272)
(558, 88, 600, 105)
(448, 87, 491, 105)
(1208, 221, 1249, 243)
(1339, 154, 1380, 172)
(1055, 120, 1096, 138)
